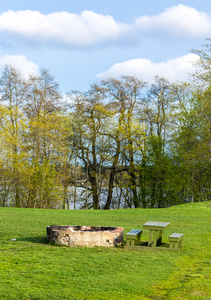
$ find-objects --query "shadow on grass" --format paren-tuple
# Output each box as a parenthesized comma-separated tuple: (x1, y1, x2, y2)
(16, 236, 48, 244)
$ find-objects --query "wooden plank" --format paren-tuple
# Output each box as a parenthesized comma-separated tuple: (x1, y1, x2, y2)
(143, 221, 170, 230)
(148, 229, 153, 247)
(124, 245, 180, 251)
(169, 233, 183, 239)
(126, 229, 142, 236)
(152, 230, 158, 249)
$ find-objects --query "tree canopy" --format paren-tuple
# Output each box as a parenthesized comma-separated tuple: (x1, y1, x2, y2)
(0, 42, 210, 209)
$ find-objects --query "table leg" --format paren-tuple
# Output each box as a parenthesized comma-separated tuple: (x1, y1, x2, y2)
(157, 230, 163, 245)
(152, 230, 158, 249)
(148, 230, 153, 247)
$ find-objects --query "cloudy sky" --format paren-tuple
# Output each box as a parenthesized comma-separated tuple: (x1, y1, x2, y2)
(0, 0, 211, 92)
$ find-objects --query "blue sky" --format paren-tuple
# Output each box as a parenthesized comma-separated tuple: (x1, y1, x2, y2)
(0, 0, 211, 93)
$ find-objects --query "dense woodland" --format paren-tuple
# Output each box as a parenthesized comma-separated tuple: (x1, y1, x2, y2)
(0, 43, 210, 209)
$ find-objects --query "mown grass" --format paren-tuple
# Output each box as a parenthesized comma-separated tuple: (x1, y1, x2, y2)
(0, 202, 210, 300)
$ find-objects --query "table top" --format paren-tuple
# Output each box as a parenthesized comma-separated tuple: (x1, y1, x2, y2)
(143, 221, 170, 230)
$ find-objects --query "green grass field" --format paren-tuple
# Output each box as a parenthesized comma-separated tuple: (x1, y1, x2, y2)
(0, 202, 210, 300)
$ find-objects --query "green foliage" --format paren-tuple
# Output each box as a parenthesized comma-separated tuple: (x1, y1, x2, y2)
(0, 41, 211, 209)
(0, 202, 210, 299)
(173, 86, 211, 203)
(0, 67, 70, 209)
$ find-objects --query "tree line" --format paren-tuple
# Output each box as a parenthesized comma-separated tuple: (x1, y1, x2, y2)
(0, 44, 210, 209)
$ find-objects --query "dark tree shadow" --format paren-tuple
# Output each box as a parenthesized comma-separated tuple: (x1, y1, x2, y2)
(16, 236, 48, 244)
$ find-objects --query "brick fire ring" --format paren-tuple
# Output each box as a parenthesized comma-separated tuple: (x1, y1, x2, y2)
(47, 225, 124, 247)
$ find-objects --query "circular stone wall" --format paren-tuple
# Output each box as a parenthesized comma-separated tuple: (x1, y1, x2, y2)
(47, 225, 124, 247)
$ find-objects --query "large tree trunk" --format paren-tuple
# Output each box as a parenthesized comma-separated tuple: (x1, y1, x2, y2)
(104, 138, 120, 209)
(128, 138, 139, 208)
(89, 172, 99, 209)
(104, 169, 115, 209)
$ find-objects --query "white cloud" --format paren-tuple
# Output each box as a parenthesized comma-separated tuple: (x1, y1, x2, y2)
(0, 10, 129, 47)
(135, 5, 211, 38)
(0, 55, 39, 78)
(0, 5, 210, 48)
(97, 53, 199, 83)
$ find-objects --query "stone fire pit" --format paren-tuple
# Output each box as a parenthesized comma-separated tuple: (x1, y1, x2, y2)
(47, 225, 124, 247)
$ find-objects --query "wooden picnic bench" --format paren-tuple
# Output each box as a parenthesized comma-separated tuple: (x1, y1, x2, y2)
(143, 221, 170, 249)
(169, 233, 184, 250)
(124, 222, 184, 251)
(125, 229, 142, 247)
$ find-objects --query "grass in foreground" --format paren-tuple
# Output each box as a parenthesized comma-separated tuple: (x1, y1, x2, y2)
(0, 202, 210, 300)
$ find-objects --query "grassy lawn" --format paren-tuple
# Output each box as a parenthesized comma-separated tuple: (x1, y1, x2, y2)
(0, 202, 210, 300)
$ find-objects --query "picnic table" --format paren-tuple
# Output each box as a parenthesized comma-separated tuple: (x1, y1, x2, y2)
(124, 221, 184, 251)
(143, 221, 170, 249)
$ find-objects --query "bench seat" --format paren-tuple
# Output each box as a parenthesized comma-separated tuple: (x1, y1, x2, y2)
(125, 229, 142, 247)
(169, 233, 184, 250)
